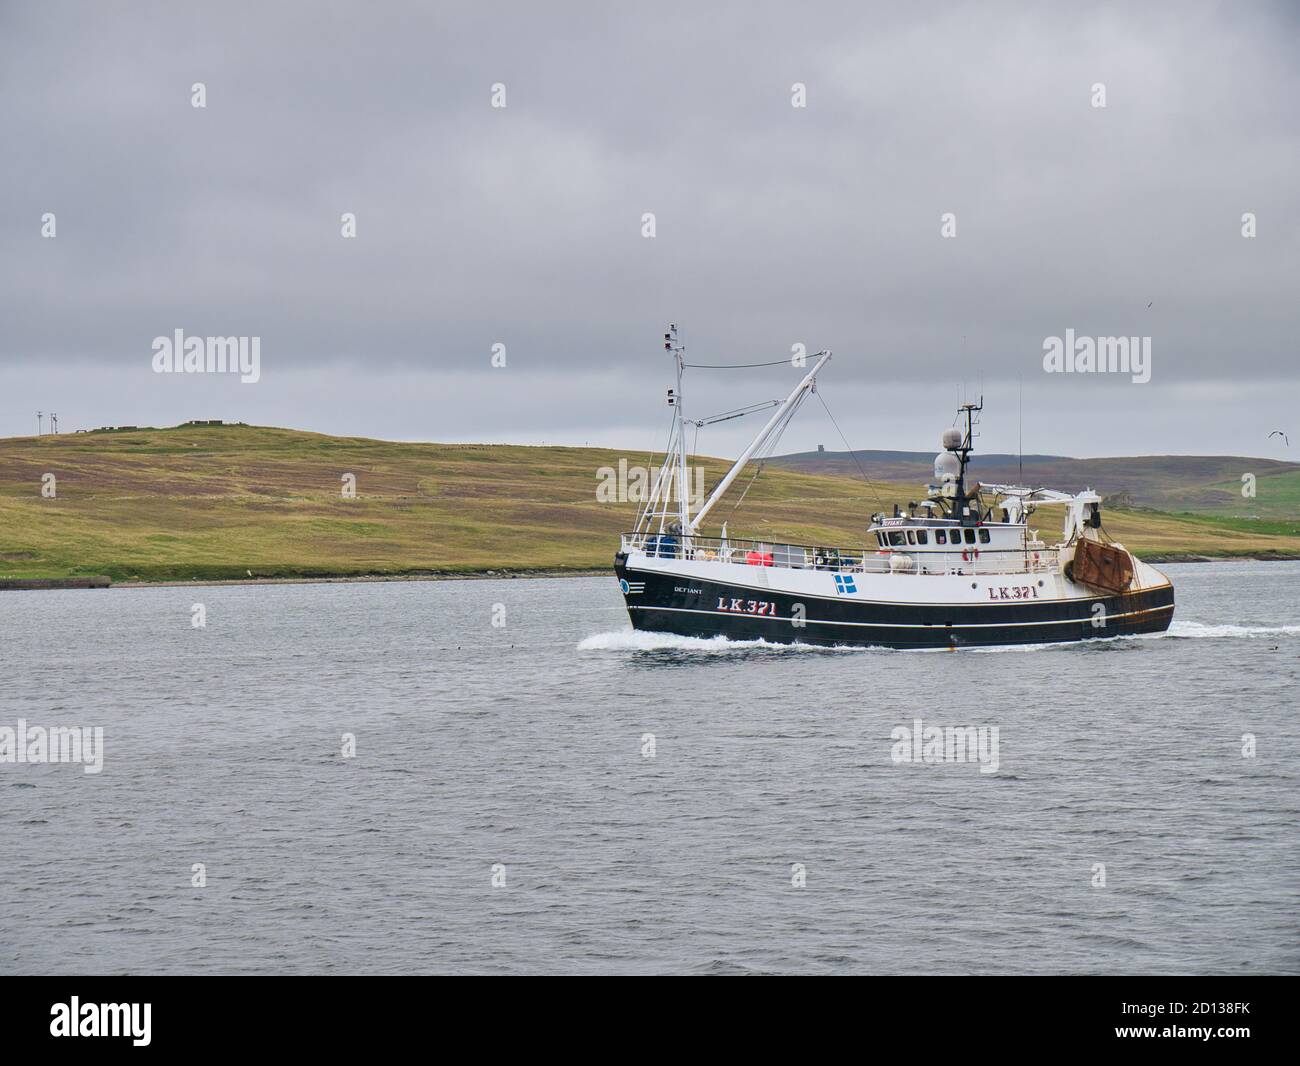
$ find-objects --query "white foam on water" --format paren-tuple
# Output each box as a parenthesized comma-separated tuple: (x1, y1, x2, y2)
(577, 620, 1300, 655)
(965, 641, 1062, 653)
(576, 628, 873, 654)
(1168, 620, 1300, 639)
(577, 629, 737, 652)
(578, 630, 1098, 655)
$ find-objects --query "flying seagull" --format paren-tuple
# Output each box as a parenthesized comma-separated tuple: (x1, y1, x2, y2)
(1268, 430, 1289, 446)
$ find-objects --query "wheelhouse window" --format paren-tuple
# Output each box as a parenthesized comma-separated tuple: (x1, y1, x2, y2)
(964, 529, 976, 544)
(888, 531, 906, 547)
(916, 530, 928, 545)
(936, 530, 947, 544)
(906, 531, 916, 545)
(978, 529, 990, 544)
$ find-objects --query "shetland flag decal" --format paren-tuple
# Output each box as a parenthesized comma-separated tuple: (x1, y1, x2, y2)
(620, 579, 645, 595)
(834, 574, 856, 595)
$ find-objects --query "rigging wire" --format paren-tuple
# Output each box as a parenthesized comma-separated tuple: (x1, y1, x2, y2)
(684, 358, 792, 369)
(721, 388, 810, 524)
(690, 400, 782, 461)
(688, 402, 786, 510)
(689, 400, 781, 426)
(635, 405, 679, 531)
(815, 390, 888, 515)
(724, 462, 764, 520)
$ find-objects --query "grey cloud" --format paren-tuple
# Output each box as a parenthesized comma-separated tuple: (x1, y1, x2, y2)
(1, 1, 1296, 457)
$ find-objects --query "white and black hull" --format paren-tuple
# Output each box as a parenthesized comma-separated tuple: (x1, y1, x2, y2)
(614, 552, 1175, 649)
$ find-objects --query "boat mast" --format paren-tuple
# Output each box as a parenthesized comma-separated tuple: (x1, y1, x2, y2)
(631, 325, 691, 538)
(687, 350, 832, 534)
(665, 324, 690, 533)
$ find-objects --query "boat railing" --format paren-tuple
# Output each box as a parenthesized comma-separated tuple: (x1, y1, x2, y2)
(620, 532, 1061, 576)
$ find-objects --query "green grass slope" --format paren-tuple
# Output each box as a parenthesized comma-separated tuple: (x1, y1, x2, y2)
(0, 423, 1297, 582)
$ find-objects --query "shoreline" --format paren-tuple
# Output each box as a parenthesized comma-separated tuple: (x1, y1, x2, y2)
(113, 569, 611, 589)
(2, 554, 1298, 591)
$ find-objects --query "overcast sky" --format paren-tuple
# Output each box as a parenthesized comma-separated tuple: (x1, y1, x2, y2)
(2, 1, 1297, 460)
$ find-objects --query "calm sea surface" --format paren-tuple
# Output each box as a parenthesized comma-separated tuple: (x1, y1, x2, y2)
(2, 561, 1297, 975)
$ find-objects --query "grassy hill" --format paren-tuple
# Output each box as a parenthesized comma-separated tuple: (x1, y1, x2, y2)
(771, 449, 1300, 519)
(0, 423, 1297, 583)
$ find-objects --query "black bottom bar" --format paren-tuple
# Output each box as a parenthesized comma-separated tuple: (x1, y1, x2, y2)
(1, 976, 1289, 1051)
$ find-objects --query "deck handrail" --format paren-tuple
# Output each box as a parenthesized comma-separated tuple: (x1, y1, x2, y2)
(620, 531, 1060, 576)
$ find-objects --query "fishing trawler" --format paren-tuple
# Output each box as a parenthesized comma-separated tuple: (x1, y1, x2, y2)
(613, 327, 1175, 649)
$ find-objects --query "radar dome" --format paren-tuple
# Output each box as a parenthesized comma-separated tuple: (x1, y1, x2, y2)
(941, 427, 962, 450)
(934, 451, 961, 479)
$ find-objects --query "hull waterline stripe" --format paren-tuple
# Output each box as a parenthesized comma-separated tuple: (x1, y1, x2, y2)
(627, 601, 1175, 630)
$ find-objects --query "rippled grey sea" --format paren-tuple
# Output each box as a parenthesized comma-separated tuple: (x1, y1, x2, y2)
(2, 561, 1297, 975)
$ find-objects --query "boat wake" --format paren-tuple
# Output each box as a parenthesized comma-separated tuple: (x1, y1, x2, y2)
(576, 629, 870, 654)
(1167, 620, 1300, 639)
(578, 619, 1300, 655)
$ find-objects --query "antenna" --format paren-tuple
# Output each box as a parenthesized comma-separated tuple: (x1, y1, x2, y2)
(50, 412, 59, 434)
(1018, 375, 1023, 484)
